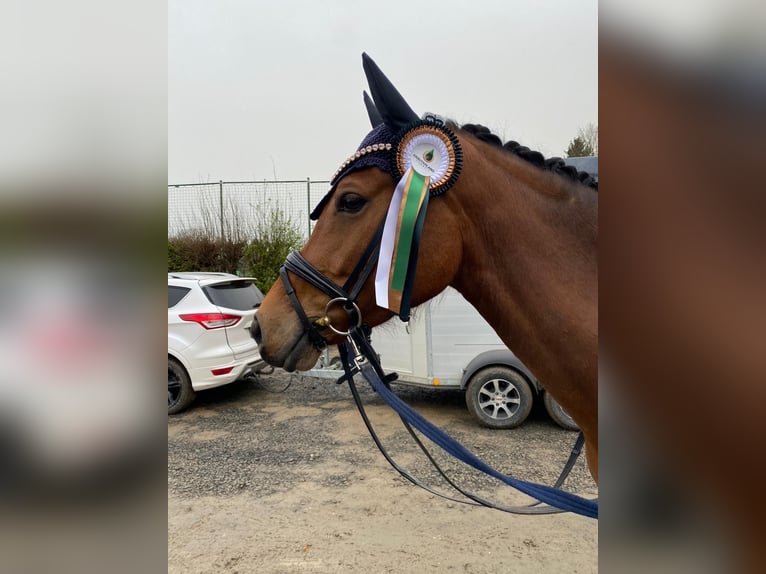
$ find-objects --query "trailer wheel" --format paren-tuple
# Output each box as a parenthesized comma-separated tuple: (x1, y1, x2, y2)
(543, 392, 580, 431)
(465, 367, 533, 429)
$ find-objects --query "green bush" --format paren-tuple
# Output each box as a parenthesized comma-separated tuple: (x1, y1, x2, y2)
(167, 238, 187, 271)
(238, 208, 304, 293)
(168, 207, 304, 293)
(167, 231, 247, 274)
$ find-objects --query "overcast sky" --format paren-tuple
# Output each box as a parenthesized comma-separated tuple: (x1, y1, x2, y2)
(169, 0, 597, 184)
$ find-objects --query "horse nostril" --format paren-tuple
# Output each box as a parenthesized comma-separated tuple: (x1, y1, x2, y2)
(250, 316, 262, 345)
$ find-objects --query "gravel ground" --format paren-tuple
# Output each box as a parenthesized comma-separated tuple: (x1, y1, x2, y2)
(168, 370, 598, 573)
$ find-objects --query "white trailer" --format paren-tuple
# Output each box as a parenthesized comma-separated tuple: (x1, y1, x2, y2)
(307, 287, 578, 431)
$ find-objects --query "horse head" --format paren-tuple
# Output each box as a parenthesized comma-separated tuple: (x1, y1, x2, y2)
(252, 54, 465, 371)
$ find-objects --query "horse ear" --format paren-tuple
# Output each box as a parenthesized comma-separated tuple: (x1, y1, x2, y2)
(363, 91, 384, 128)
(362, 53, 418, 131)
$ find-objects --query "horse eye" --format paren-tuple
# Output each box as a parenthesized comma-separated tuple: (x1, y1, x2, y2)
(337, 192, 367, 214)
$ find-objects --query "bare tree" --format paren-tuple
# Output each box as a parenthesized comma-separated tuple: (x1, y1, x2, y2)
(578, 123, 598, 156)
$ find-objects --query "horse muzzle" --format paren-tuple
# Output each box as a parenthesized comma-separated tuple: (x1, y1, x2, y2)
(250, 314, 321, 372)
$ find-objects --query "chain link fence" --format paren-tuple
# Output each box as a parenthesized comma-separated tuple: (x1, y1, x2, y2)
(168, 179, 331, 241)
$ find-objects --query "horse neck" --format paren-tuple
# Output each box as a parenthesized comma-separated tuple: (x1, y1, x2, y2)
(448, 140, 598, 407)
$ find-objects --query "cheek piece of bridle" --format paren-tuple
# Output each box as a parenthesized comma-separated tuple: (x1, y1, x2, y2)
(279, 217, 386, 351)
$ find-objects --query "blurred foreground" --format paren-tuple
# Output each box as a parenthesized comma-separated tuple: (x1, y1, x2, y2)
(600, 1, 766, 572)
(1, 1, 166, 573)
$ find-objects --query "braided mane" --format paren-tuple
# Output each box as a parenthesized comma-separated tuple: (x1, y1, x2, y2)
(457, 123, 598, 191)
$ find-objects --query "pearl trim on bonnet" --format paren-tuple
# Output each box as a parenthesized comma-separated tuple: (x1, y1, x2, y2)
(330, 143, 393, 183)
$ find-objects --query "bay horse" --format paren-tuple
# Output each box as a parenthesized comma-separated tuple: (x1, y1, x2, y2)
(252, 54, 598, 482)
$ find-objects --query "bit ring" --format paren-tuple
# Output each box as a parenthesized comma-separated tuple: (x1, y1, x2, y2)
(317, 297, 362, 336)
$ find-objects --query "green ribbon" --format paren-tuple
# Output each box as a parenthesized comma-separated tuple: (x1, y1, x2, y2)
(390, 170, 430, 292)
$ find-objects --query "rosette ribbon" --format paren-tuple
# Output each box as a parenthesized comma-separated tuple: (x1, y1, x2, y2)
(374, 167, 430, 320)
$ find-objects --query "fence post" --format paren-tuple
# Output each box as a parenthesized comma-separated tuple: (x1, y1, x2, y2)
(219, 180, 224, 242)
(306, 177, 312, 236)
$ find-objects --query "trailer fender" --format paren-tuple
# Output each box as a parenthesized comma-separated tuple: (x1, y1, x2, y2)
(459, 349, 540, 392)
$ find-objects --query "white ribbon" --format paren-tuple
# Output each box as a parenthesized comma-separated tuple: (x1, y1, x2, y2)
(374, 169, 411, 309)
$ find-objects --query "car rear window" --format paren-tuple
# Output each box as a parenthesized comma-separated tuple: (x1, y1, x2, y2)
(203, 280, 264, 311)
(168, 286, 191, 308)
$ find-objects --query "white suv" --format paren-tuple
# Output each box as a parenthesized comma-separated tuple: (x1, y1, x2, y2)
(168, 272, 266, 414)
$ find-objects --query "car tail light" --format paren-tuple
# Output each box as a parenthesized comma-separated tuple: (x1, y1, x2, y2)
(179, 313, 241, 329)
(211, 366, 234, 376)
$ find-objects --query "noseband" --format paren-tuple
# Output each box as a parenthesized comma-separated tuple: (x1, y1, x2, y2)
(279, 219, 386, 350)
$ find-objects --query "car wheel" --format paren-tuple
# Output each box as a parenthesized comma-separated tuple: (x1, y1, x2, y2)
(465, 367, 533, 429)
(168, 358, 196, 415)
(543, 391, 580, 431)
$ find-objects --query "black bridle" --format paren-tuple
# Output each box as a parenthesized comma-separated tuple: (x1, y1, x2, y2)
(279, 218, 386, 350)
